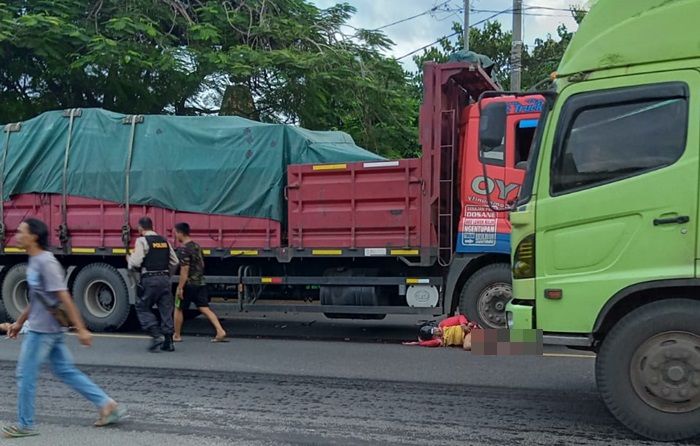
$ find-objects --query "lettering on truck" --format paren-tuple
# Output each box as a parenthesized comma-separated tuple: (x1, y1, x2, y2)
(471, 176, 519, 200)
(462, 206, 497, 247)
(507, 98, 543, 114)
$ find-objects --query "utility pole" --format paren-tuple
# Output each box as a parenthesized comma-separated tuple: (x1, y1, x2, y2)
(463, 0, 469, 51)
(511, 0, 523, 90)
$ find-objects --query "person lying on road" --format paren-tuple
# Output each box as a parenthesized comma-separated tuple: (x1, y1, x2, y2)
(403, 315, 480, 350)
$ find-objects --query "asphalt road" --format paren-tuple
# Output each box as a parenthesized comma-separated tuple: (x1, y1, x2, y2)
(0, 327, 698, 446)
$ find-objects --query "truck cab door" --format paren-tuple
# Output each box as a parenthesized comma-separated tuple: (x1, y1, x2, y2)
(465, 101, 539, 254)
(458, 102, 508, 253)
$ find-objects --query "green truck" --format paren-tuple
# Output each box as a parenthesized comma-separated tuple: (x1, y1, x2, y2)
(482, 0, 700, 441)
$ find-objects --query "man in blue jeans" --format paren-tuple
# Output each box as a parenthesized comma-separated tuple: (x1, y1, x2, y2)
(3, 218, 126, 438)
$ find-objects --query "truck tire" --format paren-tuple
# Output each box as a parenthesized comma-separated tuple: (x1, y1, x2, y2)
(1, 263, 29, 321)
(596, 298, 700, 441)
(322, 286, 385, 320)
(458, 263, 511, 328)
(321, 268, 386, 320)
(0, 275, 7, 321)
(72, 263, 130, 332)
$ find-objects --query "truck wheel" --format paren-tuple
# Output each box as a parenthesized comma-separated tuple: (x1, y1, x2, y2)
(72, 263, 130, 332)
(322, 286, 386, 320)
(321, 268, 386, 320)
(596, 298, 700, 441)
(0, 277, 7, 321)
(458, 263, 511, 328)
(1, 263, 29, 321)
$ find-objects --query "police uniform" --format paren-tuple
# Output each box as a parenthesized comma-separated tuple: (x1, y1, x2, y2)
(128, 230, 179, 350)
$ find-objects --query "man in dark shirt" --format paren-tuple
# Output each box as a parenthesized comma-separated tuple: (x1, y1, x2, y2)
(172, 222, 227, 343)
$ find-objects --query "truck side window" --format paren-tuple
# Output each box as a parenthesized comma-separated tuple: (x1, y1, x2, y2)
(552, 95, 687, 194)
(480, 141, 505, 166)
(515, 119, 537, 169)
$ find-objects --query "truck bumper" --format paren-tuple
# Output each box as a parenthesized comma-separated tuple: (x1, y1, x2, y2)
(506, 302, 534, 329)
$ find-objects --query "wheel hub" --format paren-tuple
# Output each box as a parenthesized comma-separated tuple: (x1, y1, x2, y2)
(12, 281, 29, 313)
(631, 331, 700, 413)
(477, 283, 512, 328)
(97, 288, 114, 310)
(85, 281, 116, 318)
(667, 365, 686, 383)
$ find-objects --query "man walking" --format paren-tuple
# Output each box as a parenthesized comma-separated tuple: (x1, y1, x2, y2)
(172, 222, 227, 343)
(3, 218, 125, 438)
(127, 216, 179, 352)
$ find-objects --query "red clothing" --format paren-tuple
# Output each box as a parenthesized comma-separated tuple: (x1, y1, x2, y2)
(439, 315, 468, 328)
(415, 315, 476, 347)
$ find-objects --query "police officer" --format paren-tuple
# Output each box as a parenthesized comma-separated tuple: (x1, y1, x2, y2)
(127, 217, 179, 352)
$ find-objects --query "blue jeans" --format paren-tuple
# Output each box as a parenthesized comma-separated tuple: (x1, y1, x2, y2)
(16, 331, 112, 429)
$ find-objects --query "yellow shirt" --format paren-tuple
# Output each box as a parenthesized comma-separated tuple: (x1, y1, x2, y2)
(442, 325, 465, 346)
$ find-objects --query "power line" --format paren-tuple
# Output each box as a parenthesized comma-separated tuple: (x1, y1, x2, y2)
(436, 11, 461, 22)
(457, 7, 573, 18)
(396, 8, 512, 60)
(522, 4, 578, 12)
(474, 8, 572, 17)
(374, 0, 452, 31)
(396, 30, 461, 60)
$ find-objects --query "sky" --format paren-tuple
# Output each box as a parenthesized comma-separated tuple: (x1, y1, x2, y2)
(309, 0, 588, 70)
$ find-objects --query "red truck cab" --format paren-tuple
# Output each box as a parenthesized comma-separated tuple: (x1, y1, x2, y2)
(458, 96, 541, 254)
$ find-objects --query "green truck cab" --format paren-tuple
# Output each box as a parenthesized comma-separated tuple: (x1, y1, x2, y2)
(501, 0, 700, 441)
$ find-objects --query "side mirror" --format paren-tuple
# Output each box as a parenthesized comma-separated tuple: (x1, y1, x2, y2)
(479, 102, 507, 151)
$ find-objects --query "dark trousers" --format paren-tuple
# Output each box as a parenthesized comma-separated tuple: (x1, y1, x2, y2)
(135, 275, 174, 337)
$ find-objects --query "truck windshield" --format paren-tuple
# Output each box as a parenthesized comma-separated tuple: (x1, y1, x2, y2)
(516, 100, 552, 206)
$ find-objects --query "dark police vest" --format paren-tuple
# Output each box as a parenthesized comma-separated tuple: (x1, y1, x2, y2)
(142, 235, 170, 272)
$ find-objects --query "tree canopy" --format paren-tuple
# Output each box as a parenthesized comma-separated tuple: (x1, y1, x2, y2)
(0, 1, 584, 159)
(0, 0, 417, 157)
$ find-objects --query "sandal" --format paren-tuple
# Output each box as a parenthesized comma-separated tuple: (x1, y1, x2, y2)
(211, 336, 229, 343)
(2, 425, 39, 438)
(94, 405, 128, 427)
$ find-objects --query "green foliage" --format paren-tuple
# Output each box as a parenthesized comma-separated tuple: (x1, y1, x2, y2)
(0, 1, 585, 159)
(0, 0, 418, 158)
(412, 7, 587, 90)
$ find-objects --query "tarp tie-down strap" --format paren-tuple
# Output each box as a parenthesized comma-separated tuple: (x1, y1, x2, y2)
(0, 123, 20, 248)
(59, 109, 81, 251)
(122, 115, 143, 249)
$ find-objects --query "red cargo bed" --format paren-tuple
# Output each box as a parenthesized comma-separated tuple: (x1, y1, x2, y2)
(1, 194, 281, 252)
(287, 159, 433, 249)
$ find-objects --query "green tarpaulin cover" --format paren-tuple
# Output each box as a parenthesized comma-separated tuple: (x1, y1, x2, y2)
(1, 108, 383, 221)
(447, 51, 495, 76)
